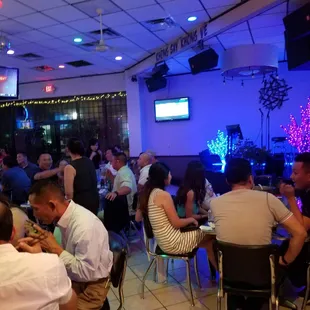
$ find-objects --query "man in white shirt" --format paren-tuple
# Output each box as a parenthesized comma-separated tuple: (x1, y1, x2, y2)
(106, 152, 137, 215)
(0, 200, 76, 310)
(24, 180, 113, 310)
(137, 152, 152, 191)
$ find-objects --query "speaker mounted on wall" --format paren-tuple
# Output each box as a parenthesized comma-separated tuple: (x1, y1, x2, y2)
(188, 48, 219, 75)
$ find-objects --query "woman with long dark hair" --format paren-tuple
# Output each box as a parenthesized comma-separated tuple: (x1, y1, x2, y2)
(86, 138, 102, 170)
(139, 162, 216, 266)
(176, 161, 209, 220)
(64, 138, 99, 214)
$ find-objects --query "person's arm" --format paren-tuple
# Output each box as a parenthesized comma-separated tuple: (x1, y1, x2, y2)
(280, 183, 307, 228)
(59, 291, 77, 310)
(281, 215, 307, 264)
(64, 165, 76, 200)
(156, 191, 198, 228)
(268, 193, 307, 264)
(202, 179, 216, 210)
(135, 208, 143, 222)
(185, 190, 204, 220)
(34, 167, 61, 181)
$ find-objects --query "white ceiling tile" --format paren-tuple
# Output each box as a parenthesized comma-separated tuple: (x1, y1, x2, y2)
(262, 2, 287, 15)
(222, 22, 248, 33)
(16, 30, 54, 42)
(200, 0, 239, 9)
(73, 0, 121, 17)
(44, 5, 89, 23)
(39, 49, 65, 59)
(15, 42, 47, 55)
(60, 34, 95, 45)
(40, 24, 78, 38)
(0, 20, 32, 35)
(161, 0, 203, 15)
(207, 5, 234, 18)
(8, 36, 28, 46)
(173, 10, 209, 30)
(67, 18, 101, 33)
(113, 22, 149, 37)
(127, 4, 167, 22)
(105, 37, 144, 52)
(99, 11, 136, 27)
(112, 0, 156, 10)
(15, 13, 59, 28)
(0, 1, 35, 18)
(218, 30, 253, 49)
(255, 35, 284, 44)
(39, 38, 74, 49)
(128, 50, 151, 61)
(154, 27, 184, 43)
(251, 25, 284, 39)
(249, 12, 286, 29)
(134, 32, 165, 51)
(18, 0, 67, 10)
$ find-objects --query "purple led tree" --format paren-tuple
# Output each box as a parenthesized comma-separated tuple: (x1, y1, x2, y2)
(281, 98, 310, 153)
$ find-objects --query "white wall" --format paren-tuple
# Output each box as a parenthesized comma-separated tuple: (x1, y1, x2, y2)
(141, 63, 310, 155)
(19, 73, 125, 99)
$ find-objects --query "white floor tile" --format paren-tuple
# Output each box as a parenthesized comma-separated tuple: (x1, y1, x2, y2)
(122, 292, 164, 310)
(152, 285, 191, 307)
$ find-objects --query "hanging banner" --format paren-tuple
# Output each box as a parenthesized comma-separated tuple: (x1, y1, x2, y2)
(155, 22, 208, 63)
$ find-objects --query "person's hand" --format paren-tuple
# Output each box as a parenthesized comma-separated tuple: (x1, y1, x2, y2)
(28, 224, 63, 255)
(106, 169, 113, 181)
(90, 151, 97, 159)
(106, 192, 117, 201)
(279, 256, 289, 267)
(17, 237, 42, 253)
(280, 183, 295, 199)
(191, 218, 199, 227)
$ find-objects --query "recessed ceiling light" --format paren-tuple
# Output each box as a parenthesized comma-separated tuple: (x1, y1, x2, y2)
(58, 65, 65, 69)
(115, 56, 122, 61)
(7, 49, 14, 55)
(187, 16, 197, 22)
(74, 37, 83, 43)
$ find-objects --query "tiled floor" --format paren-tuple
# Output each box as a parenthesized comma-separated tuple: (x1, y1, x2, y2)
(107, 235, 309, 310)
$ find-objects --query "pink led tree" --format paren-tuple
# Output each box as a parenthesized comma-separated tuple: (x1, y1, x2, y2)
(281, 98, 310, 153)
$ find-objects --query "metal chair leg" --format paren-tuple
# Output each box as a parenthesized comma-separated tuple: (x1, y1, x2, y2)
(194, 255, 202, 288)
(217, 293, 222, 310)
(141, 258, 156, 299)
(302, 265, 310, 310)
(166, 259, 169, 280)
(120, 230, 131, 256)
(130, 221, 145, 246)
(186, 259, 195, 306)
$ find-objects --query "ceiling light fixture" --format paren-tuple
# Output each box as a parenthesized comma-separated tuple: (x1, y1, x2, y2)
(74, 37, 83, 43)
(58, 65, 65, 69)
(115, 56, 122, 61)
(7, 49, 14, 55)
(187, 16, 197, 22)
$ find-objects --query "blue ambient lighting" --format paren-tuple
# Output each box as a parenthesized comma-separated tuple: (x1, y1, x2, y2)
(187, 16, 197, 22)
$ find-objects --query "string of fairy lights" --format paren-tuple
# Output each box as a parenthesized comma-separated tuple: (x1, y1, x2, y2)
(0, 92, 127, 108)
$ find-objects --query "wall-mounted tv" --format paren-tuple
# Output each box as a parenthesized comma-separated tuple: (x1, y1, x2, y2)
(154, 97, 190, 122)
(0, 66, 19, 100)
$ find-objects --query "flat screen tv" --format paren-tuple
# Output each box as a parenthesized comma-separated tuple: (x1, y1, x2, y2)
(154, 97, 190, 122)
(0, 66, 19, 100)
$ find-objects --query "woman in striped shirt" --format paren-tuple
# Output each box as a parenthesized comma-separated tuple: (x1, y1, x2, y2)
(139, 162, 216, 268)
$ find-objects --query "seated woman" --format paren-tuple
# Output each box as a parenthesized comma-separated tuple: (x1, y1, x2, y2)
(139, 162, 216, 267)
(175, 161, 209, 220)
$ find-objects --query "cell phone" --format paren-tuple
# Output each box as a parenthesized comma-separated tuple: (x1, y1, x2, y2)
(24, 220, 41, 237)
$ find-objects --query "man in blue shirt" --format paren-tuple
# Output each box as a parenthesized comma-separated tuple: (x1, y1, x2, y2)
(2, 156, 31, 205)
(16, 152, 40, 180)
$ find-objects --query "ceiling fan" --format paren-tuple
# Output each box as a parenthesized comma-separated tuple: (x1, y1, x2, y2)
(95, 8, 111, 52)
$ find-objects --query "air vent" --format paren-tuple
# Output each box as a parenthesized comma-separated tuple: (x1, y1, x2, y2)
(143, 17, 176, 31)
(90, 28, 120, 38)
(82, 41, 97, 47)
(16, 53, 43, 62)
(33, 65, 55, 72)
(66, 60, 93, 67)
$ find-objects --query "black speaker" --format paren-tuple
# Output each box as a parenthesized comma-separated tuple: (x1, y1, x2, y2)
(145, 76, 167, 93)
(286, 31, 310, 70)
(188, 48, 219, 75)
(283, 2, 310, 41)
(152, 63, 169, 78)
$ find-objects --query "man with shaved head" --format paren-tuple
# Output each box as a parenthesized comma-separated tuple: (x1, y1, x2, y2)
(0, 197, 77, 310)
(137, 152, 152, 191)
(32, 153, 63, 184)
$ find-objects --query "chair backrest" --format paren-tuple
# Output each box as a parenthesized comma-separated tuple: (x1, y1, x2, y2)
(142, 214, 154, 240)
(108, 231, 127, 288)
(215, 240, 279, 288)
(104, 196, 130, 233)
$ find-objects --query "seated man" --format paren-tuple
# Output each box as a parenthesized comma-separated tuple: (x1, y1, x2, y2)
(280, 152, 310, 289)
(211, 158, 306, 309)
(137, 152, 152, 191)
(106, 152, 137, 216)
(0, 198, 76, 310)
(16, 152, 40, 180)
(25, 180, 113, 310)
(32, 153, 63, 184)
(2, 156, 31, 205)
